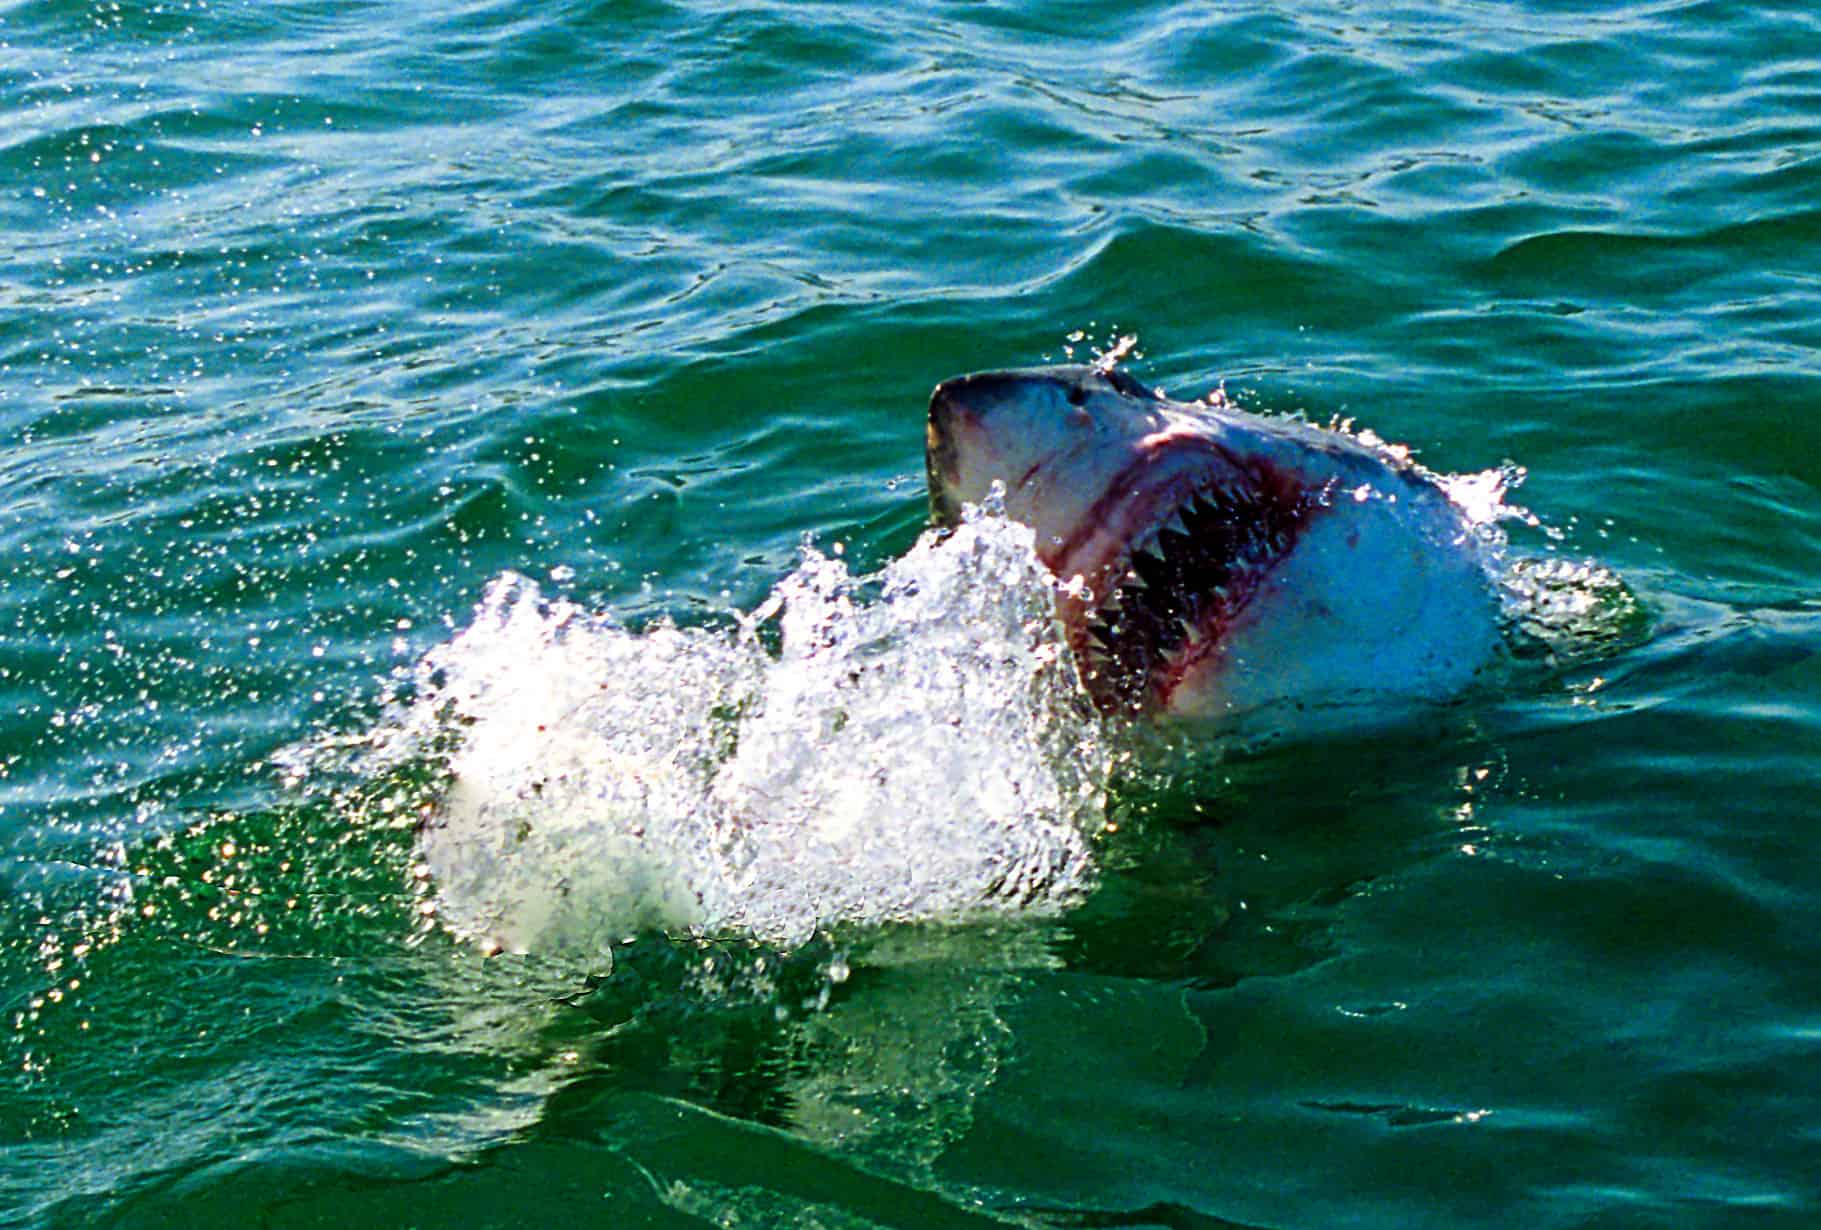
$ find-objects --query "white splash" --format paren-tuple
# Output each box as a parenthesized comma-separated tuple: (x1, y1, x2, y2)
(407, 513, 1111, 955)
(1439, 462, 1530, 531)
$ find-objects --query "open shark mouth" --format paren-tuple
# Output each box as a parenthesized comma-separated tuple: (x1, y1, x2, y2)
(925, 364, 1506, 726)
(1069, 460, 1316, 713)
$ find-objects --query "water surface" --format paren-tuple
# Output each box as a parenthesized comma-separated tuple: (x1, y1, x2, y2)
(3, 1, 1819, 1226)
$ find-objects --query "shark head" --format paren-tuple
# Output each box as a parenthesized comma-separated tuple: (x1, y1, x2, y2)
(927, 365, 1504, 724)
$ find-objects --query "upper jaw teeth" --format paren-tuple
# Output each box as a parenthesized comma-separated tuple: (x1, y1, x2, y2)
(1130, 492, 1203, 568)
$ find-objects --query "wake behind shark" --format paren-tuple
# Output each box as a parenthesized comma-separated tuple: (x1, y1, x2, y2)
(927, 364, 1507, 725)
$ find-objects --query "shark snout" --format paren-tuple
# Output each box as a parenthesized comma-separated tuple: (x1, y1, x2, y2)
(925, 381, 971, 525)
(927, 366, 1152, 536)
(927, 374, 1022, 525)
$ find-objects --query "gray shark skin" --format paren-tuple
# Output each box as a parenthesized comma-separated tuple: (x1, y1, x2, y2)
(927, 365, 1505, 725)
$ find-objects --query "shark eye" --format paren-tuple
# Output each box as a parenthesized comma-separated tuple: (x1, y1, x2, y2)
(1065, 384, 1088, 407)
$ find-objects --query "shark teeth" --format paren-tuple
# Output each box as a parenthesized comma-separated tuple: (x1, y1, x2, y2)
(1073, 472, 1312, 712)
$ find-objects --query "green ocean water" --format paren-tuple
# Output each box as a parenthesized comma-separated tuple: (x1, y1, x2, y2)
(3, 0, 1820, 1225)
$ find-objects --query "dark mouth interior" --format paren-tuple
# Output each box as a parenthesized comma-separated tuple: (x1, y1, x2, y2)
(1077, 477, 1307, 711)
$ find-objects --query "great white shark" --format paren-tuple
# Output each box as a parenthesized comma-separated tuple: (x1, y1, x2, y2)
(927, 364, 1506, 724)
